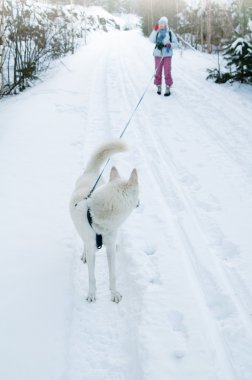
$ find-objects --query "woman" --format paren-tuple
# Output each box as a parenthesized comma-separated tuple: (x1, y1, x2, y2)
(149, 16, 178, 96)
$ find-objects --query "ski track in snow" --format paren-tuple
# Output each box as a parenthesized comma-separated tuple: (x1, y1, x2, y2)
(0, 30, 252, 380)
(114, 33, 252, 379)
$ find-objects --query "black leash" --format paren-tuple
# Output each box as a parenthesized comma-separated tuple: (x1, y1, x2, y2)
(86, 158, 110, 200)
(87, 208, 103, 249)
(85, 56, 164, 200)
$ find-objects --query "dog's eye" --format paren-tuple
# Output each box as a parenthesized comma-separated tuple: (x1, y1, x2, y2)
(136, 200, 140, 208)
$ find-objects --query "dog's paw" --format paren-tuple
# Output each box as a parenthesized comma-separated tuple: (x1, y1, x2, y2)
(86, 292, 96, 303)
(111, 291, 122, 303)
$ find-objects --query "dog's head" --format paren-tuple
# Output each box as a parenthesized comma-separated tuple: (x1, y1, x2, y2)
(88, 166, 139, 234)
(109, 166, 139, 208)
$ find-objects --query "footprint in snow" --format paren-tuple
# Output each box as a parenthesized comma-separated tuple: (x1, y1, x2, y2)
(217, 240, 240, 260)
(145, 244, 157, 256)
(167, 310, 187, 359)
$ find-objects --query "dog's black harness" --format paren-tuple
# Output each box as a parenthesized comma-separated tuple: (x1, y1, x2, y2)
(87, 208, 103, 249)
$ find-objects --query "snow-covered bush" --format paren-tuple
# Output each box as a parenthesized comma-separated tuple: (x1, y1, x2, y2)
(0, 1, 121, 96)
(118, 13, 141, 31)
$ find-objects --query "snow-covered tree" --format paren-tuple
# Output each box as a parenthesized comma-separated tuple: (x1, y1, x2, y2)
(223, 37, 252, 83)
(207, 37, 252, 83)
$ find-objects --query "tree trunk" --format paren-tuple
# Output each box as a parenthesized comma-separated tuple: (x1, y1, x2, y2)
(150, 0, 154, 30)
(200, 11, 204, 52)
(206, 0, 212, 54)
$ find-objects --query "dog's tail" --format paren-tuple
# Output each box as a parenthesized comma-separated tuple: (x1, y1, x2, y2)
(85, 140, 128, 174)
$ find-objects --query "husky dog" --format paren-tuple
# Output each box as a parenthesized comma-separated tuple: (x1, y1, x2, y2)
(69, 140, 139, 303)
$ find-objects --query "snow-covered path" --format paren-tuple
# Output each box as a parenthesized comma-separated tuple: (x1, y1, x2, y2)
(1, 30, 252, 380)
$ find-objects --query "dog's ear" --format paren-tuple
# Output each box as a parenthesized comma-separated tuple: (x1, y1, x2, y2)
(110, 166, 120, 181)
(128, 168, 138, 185)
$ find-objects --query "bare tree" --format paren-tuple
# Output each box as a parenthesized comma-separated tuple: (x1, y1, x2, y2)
(206, 0, 212, 53)
(0, 0, 5, 95)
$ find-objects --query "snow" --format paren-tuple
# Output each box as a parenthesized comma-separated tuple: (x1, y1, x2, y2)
(1, 28, 252, 380)
(85, 6, 123, 28)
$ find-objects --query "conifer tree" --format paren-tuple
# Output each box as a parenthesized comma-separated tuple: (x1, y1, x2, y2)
(223, 37, 252, 83)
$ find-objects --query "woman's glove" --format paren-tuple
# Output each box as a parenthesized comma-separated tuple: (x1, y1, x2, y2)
(154, 24, 159, 31)
(166, 43, 172, 49)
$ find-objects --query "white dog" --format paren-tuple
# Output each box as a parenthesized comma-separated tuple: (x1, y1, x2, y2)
(69, 140, 139, 303)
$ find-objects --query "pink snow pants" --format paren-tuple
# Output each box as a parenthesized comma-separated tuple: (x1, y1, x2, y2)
(154, 56, 173, 87)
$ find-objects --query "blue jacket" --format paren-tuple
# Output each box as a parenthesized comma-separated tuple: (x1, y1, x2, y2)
(149, 29, 178, 57)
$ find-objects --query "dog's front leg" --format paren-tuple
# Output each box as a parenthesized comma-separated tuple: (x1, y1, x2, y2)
(106, 240, 122, 303)
(86, 244, 96, 302)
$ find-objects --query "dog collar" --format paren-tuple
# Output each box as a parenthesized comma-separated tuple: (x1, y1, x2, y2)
(87, 208, 103, 249)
